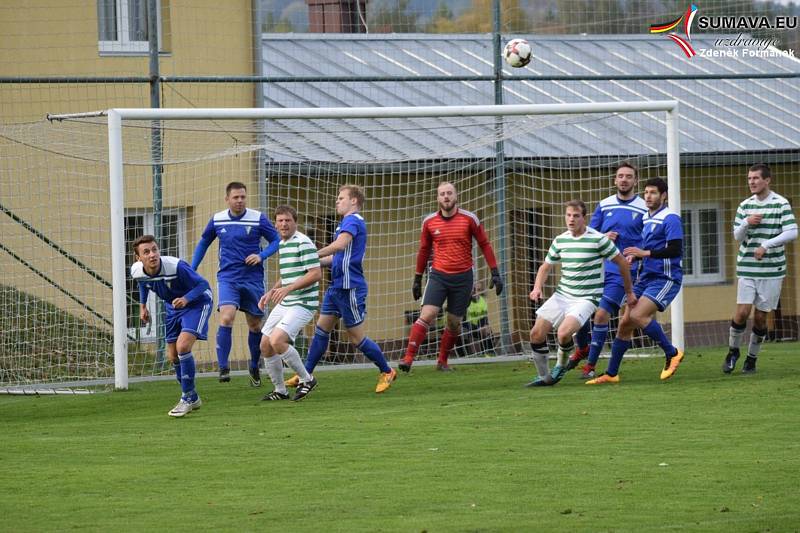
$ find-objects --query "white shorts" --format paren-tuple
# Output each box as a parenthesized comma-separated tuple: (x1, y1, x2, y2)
(261, 304, 315, 341)
(535, 292, 597, 329)
(736, 277, 783, 312)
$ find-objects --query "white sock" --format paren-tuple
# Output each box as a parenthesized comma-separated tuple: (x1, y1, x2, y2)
(532, 353, 550, 378)
(748, 328, 767, 358)
(265, 356, 287, 394)
(556, 340, 574, 366)
(280, 345, 312, 383)
(729, 322, 746, 349)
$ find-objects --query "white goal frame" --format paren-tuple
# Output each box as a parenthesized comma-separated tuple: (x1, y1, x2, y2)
(99, 101, 682, 390)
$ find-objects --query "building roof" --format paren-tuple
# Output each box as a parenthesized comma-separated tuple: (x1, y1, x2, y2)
(260, 34, 800, 162)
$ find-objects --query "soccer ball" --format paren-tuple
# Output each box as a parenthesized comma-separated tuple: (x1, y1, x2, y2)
(503, 38, 532, 68)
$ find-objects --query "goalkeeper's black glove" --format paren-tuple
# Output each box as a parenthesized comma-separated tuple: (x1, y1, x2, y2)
(412, 274, 423, 300)
(489, 268, 503, 295)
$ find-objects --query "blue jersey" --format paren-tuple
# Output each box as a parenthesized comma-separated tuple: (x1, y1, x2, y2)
(331, 213, 367, 290)
(641, 205, 683, 282)
(131, 256, 213, 312)
(192, 208, 279, 283)
(589, 194, 647, 278)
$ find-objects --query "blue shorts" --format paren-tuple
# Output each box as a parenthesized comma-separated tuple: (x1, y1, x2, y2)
(598, 277, 627, 315)
(320, 286, 367, 328)
(165, 301, 212, 343)
(634, 275, 682, 312)
(218, 279, 265, 317)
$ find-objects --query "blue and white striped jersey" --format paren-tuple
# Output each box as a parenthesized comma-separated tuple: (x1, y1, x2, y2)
(331, 213, 367, 290)
(641, 206, 683, 282)
(192, 208, 279, 283)
(589, 194, 647, 278)
(131, 256, 212, 310)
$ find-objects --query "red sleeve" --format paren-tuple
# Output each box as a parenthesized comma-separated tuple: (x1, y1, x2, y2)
(472, 219, 498, 270)
(415, 218, 433, 275)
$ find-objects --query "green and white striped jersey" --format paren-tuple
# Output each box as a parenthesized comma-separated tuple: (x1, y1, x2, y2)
(735, 192, 797, 279)
(278, 231, 320, 310)
(545, 227, 619, 305)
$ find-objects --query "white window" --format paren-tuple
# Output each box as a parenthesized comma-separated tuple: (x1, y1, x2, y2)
(125, 208, 187, 341)
(681, 203, 725, 285)
(97, 0, 161, 54)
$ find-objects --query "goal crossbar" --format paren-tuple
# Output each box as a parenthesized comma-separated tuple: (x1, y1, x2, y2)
(102, 101, 683, 390)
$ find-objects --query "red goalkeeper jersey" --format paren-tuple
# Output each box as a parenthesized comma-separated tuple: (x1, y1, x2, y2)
(416, 208, 498, 275)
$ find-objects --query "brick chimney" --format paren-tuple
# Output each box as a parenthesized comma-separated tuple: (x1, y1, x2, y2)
(307, 0, 367, 33)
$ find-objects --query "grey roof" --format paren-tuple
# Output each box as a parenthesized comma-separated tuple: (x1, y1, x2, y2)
(261, 34, 800, 161)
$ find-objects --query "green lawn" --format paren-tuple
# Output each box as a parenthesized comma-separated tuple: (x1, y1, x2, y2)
(2, 343, 799, 532)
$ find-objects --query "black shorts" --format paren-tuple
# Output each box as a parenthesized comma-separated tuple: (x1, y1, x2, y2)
(422, 269, 474, 318)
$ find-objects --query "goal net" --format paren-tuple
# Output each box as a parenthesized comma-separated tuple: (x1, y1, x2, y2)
(0, 102, 685, 390)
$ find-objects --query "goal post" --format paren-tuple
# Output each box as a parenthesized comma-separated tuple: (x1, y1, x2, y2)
(3, 100, 690, 392)
(100, 101, 683, 391)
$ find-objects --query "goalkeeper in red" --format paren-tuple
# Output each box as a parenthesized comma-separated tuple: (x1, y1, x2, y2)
(399, 182, 503, 372)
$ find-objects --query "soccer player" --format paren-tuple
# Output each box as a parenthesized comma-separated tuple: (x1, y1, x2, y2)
(587, 177, 684, 385)
(528, 200, 636, 386)
(131, 235, 213, 417)
(723, 163, 797, 374)
(258, 206, 321, 401)
(566, 162, 647, 378)
(399, 181, 503, 372)
(191, 181, 280, 384)
(286, 185, 397, 394)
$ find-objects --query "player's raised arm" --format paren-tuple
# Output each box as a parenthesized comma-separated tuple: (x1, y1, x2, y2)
(191, 218, 216, 270)
(255, 213, 281, 262)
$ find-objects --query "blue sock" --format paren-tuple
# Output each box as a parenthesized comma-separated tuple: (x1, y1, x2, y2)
(216, 325, 232, 369)
(248, 331, 262, 370)
(607, 338, 631, 376)
(173, 362, 182, 386)
(305, 326, 330, 373)
(357, 337, 391, 374)
(588, 324, 610, 365)
(575, 320, 591, 350)
(642, 319, 677, 358)
(178, 352, 197, 400)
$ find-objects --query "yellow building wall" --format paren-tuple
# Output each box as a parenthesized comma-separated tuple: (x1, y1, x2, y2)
(0, 0, 256, 122)
(0, 1, 258, 368)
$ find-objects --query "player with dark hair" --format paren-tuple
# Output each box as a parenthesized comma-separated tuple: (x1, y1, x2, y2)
(724, 163, 797, 374)
(191, 181, 280, 385)
(258, 205, 321, 401)
(528, 200, 636, 386)
(131, 235, 212, 417)
(587, 177, 684, 384)
(286, 185, 397, 396)
(567, 162, 647, 378)
(399, 181, 503, 372)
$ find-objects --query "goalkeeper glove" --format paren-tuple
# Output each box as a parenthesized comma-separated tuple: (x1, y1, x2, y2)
(489, 268, 503, 295)
(412, 274, 423, 300)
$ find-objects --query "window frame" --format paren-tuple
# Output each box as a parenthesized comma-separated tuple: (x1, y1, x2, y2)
(681, 202, 726, 286)
(98, 0, 162, 55)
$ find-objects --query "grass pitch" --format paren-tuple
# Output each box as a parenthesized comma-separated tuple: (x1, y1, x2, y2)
(2, 343, 799, 532)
